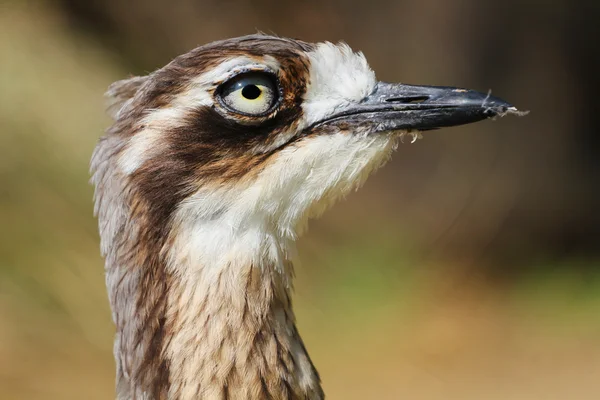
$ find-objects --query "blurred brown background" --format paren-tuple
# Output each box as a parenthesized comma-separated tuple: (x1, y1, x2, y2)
(1, 0, 599, 399)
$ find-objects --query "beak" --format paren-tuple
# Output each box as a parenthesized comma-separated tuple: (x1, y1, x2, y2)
(316, 82, 519, 132)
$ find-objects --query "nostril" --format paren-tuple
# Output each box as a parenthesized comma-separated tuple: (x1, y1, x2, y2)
(385, 96, 429, 104)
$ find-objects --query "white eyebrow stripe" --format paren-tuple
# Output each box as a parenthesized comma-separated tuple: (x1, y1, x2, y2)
(190, 55, 281, 86)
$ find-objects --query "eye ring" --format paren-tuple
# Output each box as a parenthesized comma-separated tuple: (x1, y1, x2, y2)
(215, 70, 282, 117)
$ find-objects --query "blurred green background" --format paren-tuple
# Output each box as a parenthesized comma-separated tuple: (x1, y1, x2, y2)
(1, 0, 599, 399)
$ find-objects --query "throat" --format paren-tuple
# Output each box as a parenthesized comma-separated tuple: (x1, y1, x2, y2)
(163, 259, 323, 400)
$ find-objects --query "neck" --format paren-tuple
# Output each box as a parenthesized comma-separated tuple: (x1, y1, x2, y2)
(110, 219, 324, 400)
(166, 258, 322, 400)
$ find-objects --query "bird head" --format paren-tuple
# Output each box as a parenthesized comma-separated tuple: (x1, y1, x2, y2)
(92, 34, 526, 399)
(98, 34, 518, 247)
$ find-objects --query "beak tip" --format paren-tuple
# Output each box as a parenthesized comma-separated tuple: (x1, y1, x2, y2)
(481, 94, 529, 118)
(484, 101, 529, 119)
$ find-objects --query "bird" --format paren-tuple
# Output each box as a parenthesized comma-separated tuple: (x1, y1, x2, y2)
(91, 34, 520, 400)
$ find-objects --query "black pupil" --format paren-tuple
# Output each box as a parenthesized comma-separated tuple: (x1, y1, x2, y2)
(241, 84, 262, 100)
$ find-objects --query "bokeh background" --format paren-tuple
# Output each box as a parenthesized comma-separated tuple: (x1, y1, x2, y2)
(1, 0, 599, 399)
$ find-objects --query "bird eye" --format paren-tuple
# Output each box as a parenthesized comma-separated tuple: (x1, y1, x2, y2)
(218, 72, 279, 116)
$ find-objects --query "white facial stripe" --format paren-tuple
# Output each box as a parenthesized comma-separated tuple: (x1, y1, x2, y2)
(191, 56, 280, 87)
(301, 42, 377, 127)
(119, 108, 187, 175)
(118, 56, 281, 175)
